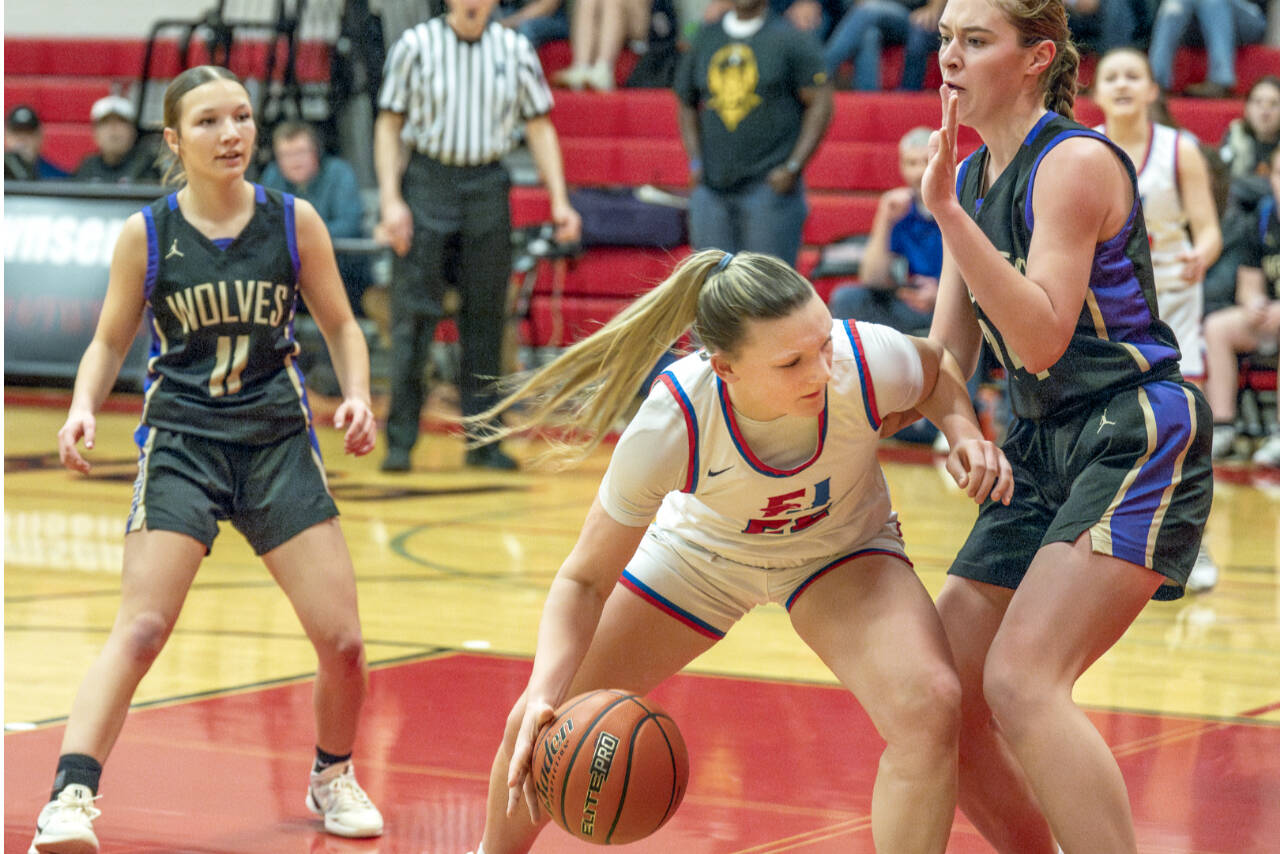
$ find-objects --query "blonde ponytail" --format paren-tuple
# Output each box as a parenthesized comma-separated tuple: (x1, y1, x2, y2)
(468, 249, 816, 466)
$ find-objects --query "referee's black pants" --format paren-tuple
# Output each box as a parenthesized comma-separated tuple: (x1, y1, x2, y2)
(386, 155, 512, 453)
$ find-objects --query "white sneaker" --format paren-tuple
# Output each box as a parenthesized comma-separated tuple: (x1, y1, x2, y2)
(585, 61, 615, 92)
(552, 64, 589, 90)
(1186, 543, 1219, 593)
(1211, 424, 1237, 460)
(306, 762, 383, 838)
(28, 784, 100, 854)
(1251, 434, 1280, 467)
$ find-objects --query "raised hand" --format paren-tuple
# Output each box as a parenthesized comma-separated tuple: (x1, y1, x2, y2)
(921, 85, 960, 216)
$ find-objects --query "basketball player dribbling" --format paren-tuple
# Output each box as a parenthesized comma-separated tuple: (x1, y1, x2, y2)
(29, 66, 383, 853)
(465, 249, 1014, 854)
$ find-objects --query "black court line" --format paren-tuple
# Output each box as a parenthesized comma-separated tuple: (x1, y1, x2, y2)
(4, 647, 455, 729)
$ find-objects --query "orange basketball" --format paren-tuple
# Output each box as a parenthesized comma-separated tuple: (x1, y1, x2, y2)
(532, 689, 689, 845)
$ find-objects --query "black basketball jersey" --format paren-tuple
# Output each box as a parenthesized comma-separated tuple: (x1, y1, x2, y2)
(138, 184, 310, 444)
(956, 111, 1182, 421)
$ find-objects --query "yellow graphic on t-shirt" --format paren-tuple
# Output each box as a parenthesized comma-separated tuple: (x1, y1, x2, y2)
(708, 44, 761, 132)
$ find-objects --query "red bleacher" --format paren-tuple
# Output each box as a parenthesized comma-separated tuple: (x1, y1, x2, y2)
(6, 36, 1279, 348)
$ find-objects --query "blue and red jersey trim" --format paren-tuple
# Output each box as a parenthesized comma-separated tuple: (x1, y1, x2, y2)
(716, 378, 828, 477)
(784, 548, 913, 611)
(657, 371, 700, 493)
(840, 320, 881, 430)
(620, 570, 724, 639)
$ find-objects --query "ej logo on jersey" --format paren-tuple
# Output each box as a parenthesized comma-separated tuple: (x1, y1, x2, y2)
(742, 478, 831, 535)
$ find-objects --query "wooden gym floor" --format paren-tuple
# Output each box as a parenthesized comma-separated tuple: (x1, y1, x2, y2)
(4, 391, 1279, 853)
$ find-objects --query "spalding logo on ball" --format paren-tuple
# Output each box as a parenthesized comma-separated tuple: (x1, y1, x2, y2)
(533, 689, 689, 845)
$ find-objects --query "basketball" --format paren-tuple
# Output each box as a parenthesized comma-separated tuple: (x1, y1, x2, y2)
(531, 689, 689, 845)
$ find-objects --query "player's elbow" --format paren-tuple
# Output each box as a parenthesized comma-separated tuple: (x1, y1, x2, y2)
(1017, 340, 1070, 376)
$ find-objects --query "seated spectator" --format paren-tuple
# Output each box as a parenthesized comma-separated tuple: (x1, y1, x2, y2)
(823, 0, 939, 91)
(73, 95, 163, 184)
(498, 0, 569, 47)
(828, 126, 939, 333)
(259, 121, 370, 314)
(828, 126, 953, 445)
(1204, 146, 1280, 466)
(701, 0, 842, 41)
(1066, 0, 1140, 58)
(1218, 75, 1280, 214)
(4, 105, 69, 180)
(553, 0, 654, 91)
(773, 0, 843, 40)
(1148, 0, 1267, 98)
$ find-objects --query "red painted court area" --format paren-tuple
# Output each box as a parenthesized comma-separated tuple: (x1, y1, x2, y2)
(5, 653, 1278, 853)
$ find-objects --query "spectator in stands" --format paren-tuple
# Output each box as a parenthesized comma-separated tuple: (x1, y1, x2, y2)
(823, 0, 940, 91)
(829, 126, 940, 333)
(701, 0, 844, 42)
(675, 0, 834, 267)
(1217, 75, 1280, 214)
(1205, 146, 1280, 466)
(375, 0, 581, 472)
(1147, 0, 1268, 98)
(4, 104, 69, 180)
(552, 0, 654, 91)
(498, 0, 569, 47)
(1064, 0, 1139, 58)
(73, 95, 163, 185)
(261, 121, 370, 315)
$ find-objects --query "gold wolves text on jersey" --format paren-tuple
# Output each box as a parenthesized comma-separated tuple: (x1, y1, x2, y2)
(138, 185, 311, 445)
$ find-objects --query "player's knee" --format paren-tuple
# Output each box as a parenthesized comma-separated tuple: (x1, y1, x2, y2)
(884, 664, 961, 750)
(982, 654, 1048, 735)
(316, 629, 366, 673)
(119, 611, 174, 664)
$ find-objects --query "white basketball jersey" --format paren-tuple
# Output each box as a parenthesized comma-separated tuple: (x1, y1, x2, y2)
(600, 320, 920, 568)
(1099, 122, 1195, 293)
(1097, 122, 1206, 377)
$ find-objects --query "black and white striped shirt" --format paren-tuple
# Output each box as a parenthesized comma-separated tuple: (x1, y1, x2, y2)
(378, 17, 553, 166)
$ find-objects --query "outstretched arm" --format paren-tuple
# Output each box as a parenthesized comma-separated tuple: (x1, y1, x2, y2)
(58, 213, 148, 473)
(505, 498, 648, 817)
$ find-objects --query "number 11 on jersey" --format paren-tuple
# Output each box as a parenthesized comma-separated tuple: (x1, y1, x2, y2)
(209, 335, 250, 397)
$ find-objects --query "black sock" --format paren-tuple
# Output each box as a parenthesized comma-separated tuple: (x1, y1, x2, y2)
(313, 746, 351, 774)
(52, 754, 102, 800)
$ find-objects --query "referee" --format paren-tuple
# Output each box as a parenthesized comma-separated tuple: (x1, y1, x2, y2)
(375, 0, 581, 472)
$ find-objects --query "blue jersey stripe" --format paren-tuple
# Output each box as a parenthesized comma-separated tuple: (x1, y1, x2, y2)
(282, 191, 300, 279)
(1108, 382, 1197, 568)
(141, 206, 159, 300)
